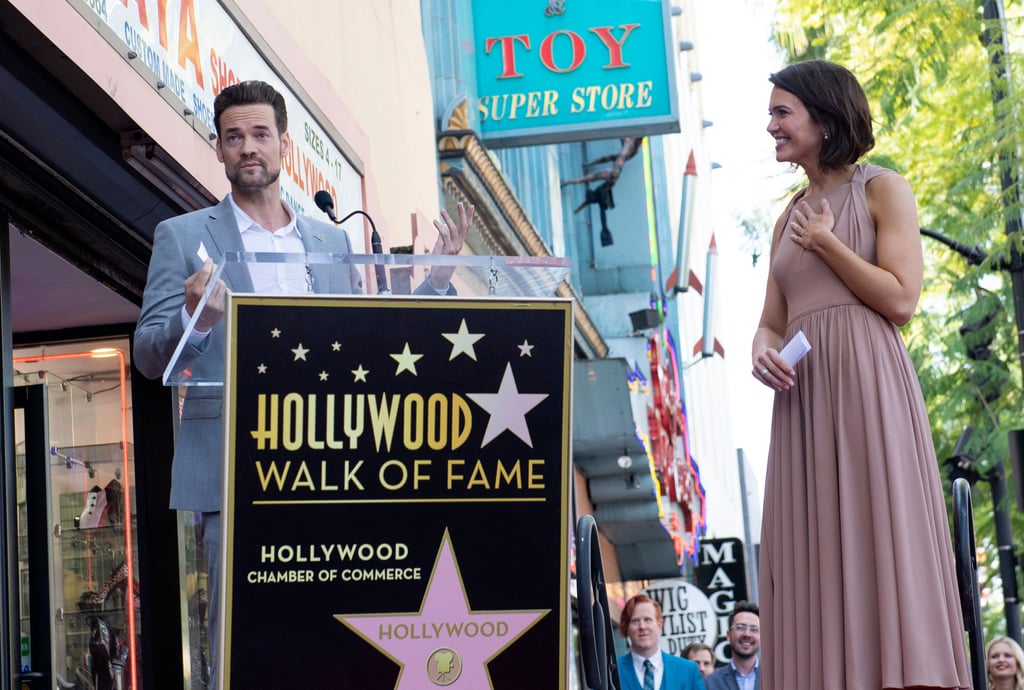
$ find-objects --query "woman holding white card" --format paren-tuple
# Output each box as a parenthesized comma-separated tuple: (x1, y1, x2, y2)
(751, 60, 970, 690)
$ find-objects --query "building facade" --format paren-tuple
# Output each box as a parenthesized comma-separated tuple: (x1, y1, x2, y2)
(0, 0, 750, 687)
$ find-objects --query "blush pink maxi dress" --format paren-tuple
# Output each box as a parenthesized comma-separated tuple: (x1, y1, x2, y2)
(760, 164, 971, 689)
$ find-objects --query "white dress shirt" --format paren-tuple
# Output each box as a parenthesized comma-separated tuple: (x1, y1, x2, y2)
(184, 195, 306, 344)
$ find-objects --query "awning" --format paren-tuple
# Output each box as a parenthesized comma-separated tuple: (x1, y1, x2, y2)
(573, 358, 680, 580)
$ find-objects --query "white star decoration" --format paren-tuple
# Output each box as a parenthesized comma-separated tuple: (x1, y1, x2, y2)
(292, 343, 309, 361)
(271, 328, 281, 338)
(257, 363, 267, 374)
(442, 319, 484, 361)
(518, 340, 534, 357)
(332, 341, 342, 351)
(319, 371, 329, 381)
(467, 363, 548, 447)
(390, 343, 423, 376)
(352, 365, 369, 383)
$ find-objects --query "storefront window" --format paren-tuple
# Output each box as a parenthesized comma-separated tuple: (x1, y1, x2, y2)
(13, 339, 141, 689)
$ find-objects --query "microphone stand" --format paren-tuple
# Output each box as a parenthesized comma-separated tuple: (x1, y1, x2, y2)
(314, 191, 389, 294)
(331, 209, 390, 295)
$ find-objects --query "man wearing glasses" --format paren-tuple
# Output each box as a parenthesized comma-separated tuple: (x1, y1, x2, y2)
(705, 601, 760, 690)
(616, 594, 706, 690)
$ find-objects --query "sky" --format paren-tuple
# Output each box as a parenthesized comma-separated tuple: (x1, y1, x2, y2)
(692, 0, 789, 489)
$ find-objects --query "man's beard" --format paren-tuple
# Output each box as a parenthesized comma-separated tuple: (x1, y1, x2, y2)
(229, 161, 280, 190)
(731, 644, 758, 661)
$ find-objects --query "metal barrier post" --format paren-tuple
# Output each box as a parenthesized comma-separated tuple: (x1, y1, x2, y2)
(953, 477, 987, 690)
(575, 514, 620, 690)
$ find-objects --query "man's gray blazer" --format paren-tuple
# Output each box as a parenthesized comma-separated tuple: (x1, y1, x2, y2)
(703, 663, 760, 690)
(134, 196, 436, 512)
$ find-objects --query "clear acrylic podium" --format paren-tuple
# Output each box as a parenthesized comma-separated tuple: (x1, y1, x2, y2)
(162, 252, 571, 386)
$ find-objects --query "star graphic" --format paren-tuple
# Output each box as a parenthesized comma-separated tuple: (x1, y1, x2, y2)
(332, 341, 342, 351)
(336, 532, 546, 690)
(292, 343, 309, 361)
(517, 340, 534, 357)
(442, 319, 485, 361)
(390, 343, 423, 376)
(257, 363, 267, 374)
(467, 363, 548, 447)
(319, 370, 329, 381)
(352, 365, 369, 383)
(271, 328, 281, 338)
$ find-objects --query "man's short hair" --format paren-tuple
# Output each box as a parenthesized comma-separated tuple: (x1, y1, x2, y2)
(680, 642, 713, 659)
(728, 600, 759, 628)
(618, 593, 663, 639)
(213, 80, 288, 138)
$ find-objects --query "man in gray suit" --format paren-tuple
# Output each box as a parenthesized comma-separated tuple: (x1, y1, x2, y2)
(133, 80, 471, 684)
(704, 601, 760, 690)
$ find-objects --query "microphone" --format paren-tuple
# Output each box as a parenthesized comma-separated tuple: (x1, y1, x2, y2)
(314, 190, 389, 295)
(314, 190, 339, 223)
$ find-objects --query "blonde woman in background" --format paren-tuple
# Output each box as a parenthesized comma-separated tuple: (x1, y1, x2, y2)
(988, 636, 1024, 690)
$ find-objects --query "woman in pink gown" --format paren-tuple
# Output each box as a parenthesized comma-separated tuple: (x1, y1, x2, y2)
(751, 60, 971, 690)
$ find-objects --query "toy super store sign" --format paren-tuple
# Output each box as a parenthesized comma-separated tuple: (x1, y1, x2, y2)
(471, 0, 680, 147)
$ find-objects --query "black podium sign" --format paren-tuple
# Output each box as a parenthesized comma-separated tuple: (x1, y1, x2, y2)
(220, 295, 573, 689)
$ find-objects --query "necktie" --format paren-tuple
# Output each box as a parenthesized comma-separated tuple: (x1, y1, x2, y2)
(642, 659, 655, 690)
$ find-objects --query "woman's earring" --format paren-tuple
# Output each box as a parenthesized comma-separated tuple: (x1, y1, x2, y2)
(823, 131, 830, 141)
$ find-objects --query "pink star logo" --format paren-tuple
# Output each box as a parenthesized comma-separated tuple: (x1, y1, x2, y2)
(335, 532, 547, 689)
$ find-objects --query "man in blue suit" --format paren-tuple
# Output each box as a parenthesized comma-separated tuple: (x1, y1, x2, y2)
(704, 601, 760, 690)
(617, 594, 706, 690)
(134, 80, 471, 685)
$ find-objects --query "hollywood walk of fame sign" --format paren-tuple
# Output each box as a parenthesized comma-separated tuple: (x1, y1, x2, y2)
(220, 294, 573, 689)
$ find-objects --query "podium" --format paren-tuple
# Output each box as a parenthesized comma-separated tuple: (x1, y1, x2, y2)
(165, 253, 575, 689)
(163, 252, 571, 386)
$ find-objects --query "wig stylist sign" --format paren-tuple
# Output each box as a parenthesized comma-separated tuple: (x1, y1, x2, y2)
(471, 0, 680, 147)
(220, 294, 573, 689)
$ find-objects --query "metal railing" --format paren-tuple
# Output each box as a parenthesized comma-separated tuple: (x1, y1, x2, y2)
(575, 514, 620, 690)
(953, 476, 987, 690)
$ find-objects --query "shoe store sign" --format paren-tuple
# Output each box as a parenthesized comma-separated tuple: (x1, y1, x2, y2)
(220, 295, 573, 689)
(57, 0, 361, 219)
(471, 0, 680, 147)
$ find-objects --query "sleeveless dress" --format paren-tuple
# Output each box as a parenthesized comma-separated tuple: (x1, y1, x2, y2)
(759, 164, 971, 689)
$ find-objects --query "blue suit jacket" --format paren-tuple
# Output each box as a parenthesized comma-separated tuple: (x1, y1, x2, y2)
(703, 663, 760, 690)
(134, 196, 443, 512)
(617, 651, 706, 690)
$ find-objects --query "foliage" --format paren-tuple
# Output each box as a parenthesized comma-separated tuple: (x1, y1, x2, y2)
(768, 0, 1024, 641)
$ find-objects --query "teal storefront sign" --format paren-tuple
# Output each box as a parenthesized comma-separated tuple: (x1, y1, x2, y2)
(472, 0, 680, 147)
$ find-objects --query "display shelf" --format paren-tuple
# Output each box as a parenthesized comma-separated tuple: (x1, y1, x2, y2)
(51, 442, 141, 690)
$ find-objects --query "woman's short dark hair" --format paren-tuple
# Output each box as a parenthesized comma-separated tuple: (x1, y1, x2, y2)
(769, 60, 874, 171)
(213, 80, 288, 138)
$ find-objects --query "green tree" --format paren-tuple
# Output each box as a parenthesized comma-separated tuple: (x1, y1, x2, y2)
(769, 0, 1024, 640)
